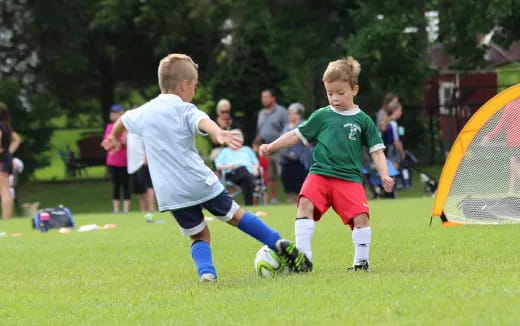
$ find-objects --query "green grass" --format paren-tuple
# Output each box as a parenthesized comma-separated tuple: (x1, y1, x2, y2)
(16, 180, 123, 215)
(15, 171, 429, 216)
(1, 198, 520, 325)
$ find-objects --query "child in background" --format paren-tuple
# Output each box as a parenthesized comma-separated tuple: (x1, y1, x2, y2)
(260, 56, 394, 271)
(127, 132, 156, 221)
(102, 53, 311, 282)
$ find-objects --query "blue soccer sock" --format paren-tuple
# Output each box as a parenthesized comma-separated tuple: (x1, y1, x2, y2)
(191, 241, 217, 278)
(237, 211, 281, 251)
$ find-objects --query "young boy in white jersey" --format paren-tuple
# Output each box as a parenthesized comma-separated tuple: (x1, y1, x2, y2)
(102, 54, 311, 282)
(260, 56, 394, 271)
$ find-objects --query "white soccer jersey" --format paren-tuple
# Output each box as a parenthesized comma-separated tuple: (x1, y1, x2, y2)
(122, 94, 224, 211)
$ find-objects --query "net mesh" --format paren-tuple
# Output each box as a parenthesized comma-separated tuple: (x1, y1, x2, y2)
(444, 97, 520, 224)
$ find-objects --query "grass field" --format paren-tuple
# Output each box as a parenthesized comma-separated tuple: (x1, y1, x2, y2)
(2, 198, 520, 325)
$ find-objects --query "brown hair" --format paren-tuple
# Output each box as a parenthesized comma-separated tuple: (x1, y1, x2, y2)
(0, 103, 13, 136)
(379, 93, 400, 131)
(322, 56, 361, 88)
(157, 54, 199, 93)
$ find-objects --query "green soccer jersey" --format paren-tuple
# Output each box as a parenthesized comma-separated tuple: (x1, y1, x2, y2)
(295, 105, 385, 183)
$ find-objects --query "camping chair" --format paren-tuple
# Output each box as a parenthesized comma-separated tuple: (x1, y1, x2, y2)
(218, 167, 267, 205)
(218, 170, 242, 198)
(58, 149, 87, 177)
(252, 168, 267, 205)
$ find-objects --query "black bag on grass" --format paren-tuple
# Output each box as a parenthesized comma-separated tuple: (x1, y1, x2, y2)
(32, 205, 75, 230)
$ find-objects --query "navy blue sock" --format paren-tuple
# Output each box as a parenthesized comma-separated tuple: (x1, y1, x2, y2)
(237, 211, 281, 251)
(191, 241, 216, 278)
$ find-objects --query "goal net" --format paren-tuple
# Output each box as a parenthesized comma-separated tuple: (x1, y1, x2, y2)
(443, 96, 520, 224)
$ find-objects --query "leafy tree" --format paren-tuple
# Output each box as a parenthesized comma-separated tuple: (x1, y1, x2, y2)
(0, 1, 53, 178)
(345, 0, 432, 160)
(262, 0, 360, 110)
(212, 0, 286, 142)
(439, 0, 520, 69)
(30, 0, 230, 125)
(213, 0, 361, 142)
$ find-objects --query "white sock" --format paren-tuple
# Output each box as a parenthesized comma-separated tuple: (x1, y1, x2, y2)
(295, 218, 315, 261)
(352, 226, 371, 265)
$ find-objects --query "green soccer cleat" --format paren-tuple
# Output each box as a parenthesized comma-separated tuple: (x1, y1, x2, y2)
(347, 260, 370, 272)
(275, 239, 313, 273)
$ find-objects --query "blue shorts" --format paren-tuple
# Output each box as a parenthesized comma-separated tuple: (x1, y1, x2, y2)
(170, 191, 240, 236)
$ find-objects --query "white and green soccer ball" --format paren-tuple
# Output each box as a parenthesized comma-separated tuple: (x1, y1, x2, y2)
(254, 245, 288, 277)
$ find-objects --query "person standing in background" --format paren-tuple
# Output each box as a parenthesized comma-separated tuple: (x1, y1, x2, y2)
(0, 103, 21, 220)
(280, 103, 313, 203)
(104, 104, 131, 213)
(256, 89, 288, 204)
(379, 94, 405, 171)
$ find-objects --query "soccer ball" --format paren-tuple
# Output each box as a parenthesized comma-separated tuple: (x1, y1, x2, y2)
(254, 245, 287, 277)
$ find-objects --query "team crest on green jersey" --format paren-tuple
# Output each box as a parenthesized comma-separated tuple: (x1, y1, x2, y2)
(343, 123, 361, 141)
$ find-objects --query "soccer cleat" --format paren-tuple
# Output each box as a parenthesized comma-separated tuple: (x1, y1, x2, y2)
(347, 260, 370, 272)
(275, 239, 313, 273)
(200, 273, 217, 282)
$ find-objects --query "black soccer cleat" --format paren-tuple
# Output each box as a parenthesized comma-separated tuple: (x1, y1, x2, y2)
(347, 260, 370, 272)
(276, 239, 313, 273)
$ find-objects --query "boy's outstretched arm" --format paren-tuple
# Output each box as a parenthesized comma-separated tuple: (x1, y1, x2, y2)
(101, 118, 126, 152)
(371, 149, 395, 193)
(259, 130, 301, 156)
(198, 118, 243, 149)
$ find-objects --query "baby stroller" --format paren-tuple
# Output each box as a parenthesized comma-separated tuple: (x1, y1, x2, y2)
(400, 150, 438, 196)
(396, 150, 418, 189)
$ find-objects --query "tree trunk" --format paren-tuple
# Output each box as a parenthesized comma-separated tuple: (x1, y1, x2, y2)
(99, 55, 115, 126)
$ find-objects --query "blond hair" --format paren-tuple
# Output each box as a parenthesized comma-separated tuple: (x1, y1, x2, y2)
(322, 56, 361, 88)
(157, 54, 199, 93)
(216, 98, 231, 113)
(379, 93, 399, 131)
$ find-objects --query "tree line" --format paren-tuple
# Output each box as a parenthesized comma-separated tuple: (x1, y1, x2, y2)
(0, 0, 518, 177)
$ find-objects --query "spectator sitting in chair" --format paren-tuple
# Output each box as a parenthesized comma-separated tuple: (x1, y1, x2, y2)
(215, 129, 259, 206)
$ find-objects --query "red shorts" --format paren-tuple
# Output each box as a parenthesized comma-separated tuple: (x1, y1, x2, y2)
(298, 174, 369, 228)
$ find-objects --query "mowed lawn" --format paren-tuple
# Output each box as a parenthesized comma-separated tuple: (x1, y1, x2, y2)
(1, 198, 520, 325)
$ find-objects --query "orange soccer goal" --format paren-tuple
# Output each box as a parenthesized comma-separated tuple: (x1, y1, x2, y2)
(431, 84, 520, 226)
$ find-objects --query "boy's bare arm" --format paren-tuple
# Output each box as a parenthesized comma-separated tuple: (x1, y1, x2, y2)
(101, 118, 127, 152)
(198, 118, 243, 149)
(111, 119, 127, 138)
(371, 149, 395, 193)
(198, 118, 221, 137)
(259, 130, 301, 156)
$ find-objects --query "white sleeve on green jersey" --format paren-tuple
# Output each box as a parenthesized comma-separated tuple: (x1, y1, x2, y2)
(363, 115, 385, 153)
(295, 110, 322, 145)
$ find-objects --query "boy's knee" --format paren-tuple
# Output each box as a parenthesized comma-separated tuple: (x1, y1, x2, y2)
(190, 226, 210, 243)
(227, 208, 245, 227)
(297, 196, 314, 217)
(352, 214, 370, 228)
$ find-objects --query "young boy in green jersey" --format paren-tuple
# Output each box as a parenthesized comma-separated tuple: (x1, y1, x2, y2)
(260, 56, 394, 271)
